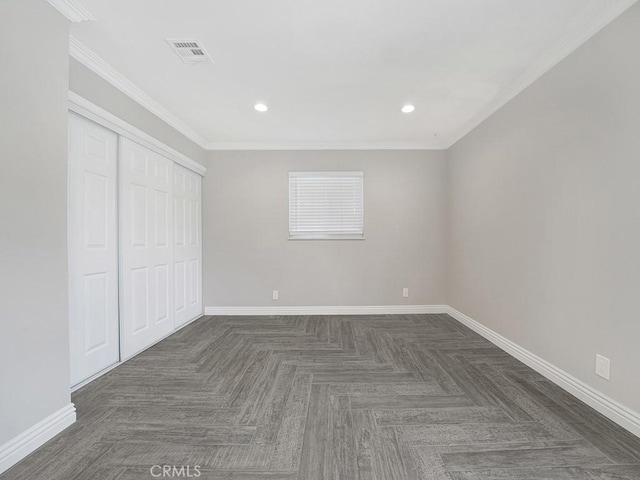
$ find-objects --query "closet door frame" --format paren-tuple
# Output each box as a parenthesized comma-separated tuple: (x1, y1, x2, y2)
(68, 93, 206, 391)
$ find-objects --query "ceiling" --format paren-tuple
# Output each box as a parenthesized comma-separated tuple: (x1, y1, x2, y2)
(68, 0, 635, 150)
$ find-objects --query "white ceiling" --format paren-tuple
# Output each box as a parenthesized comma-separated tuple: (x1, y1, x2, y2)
(69, 0, 635, 149)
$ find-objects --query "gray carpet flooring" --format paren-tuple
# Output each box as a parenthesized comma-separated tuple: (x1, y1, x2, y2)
(3, 314, 640, 479)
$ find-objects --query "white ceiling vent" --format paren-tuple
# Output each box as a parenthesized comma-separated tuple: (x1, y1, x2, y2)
(166, 38, 211, 65)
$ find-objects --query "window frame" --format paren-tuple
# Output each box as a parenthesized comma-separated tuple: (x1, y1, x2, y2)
(288, 171, 365, 241)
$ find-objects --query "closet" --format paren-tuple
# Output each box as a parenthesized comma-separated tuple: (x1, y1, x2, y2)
(68, 111, 203, 386)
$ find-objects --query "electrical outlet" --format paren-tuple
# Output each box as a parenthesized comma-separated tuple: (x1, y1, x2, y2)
(272, 290, 279, 301)
(595, 354, 610, 380)
(402, 287, 409, 298)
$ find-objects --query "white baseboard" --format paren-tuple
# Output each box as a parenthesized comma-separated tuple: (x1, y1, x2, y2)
(446, 306, 640, 438)
(0, 403, 76, 475)
(204, 305, 448, 316)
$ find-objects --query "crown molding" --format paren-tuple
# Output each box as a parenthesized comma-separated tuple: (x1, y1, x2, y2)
(206, 141, 444, 151)
(442, 0, 639, 149)
(69, 36, 209, 150)
(47, 0, 95, 22)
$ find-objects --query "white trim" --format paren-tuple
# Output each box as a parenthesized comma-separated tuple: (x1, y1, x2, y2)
(204, 305, 448, 316)
(0, 404, 76, 475)
(446, 306, 640, 439)
(69, 37, 209, 150)
(442, 0, 639, 148)
(289, 171, 364, 177)
(206, 141, 444, 151)
(288, 234, 366, 241)
(47, 0, 95, 22)
(69, 92, 206, 176)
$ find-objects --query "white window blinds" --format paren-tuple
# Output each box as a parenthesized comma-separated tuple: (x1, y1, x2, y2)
(289, 171, 364, 239)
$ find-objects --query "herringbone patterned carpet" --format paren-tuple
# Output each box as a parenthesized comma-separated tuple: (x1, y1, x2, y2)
(3, 314, 640, 479)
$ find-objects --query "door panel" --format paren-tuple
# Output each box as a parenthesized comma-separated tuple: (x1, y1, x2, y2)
(83, 172, 108, 247)
(154, 190, 169, 246)
(131, 267, 149, 333)
(68, 113, 120, 386)
(175, 261, 186, 313)
(173, 164, 203, 327)
(155, 264, 170, 323)
(120, 138, 174, 359)
(189, 258, 200, 306)
(130, 184, 148, 247)
(83, 272, 109, 352)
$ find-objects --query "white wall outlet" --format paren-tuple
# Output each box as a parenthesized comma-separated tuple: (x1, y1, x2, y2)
(272, 290, 279, 301)
(402, 287, 409, 298)
(595, 354, 610, 380)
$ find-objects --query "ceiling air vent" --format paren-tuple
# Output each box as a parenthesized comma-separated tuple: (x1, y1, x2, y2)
(166, 38, 211, 65)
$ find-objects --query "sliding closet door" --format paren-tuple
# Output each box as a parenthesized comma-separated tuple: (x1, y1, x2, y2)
(173, 164, 203, 327)
(68, 113, 120, 385)
(119, 138, 174, 359)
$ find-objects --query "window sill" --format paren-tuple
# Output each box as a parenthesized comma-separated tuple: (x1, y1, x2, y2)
(288, 234, 365, 241)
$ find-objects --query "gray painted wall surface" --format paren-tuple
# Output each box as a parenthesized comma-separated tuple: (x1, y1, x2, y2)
(204, 150, 447, 307)
(69, 58, 207, 166)
(447, 3, 640, 412)
(0, 0, 72, 444)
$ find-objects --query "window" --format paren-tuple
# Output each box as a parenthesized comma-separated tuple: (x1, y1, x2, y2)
(289, 171, 364, 240)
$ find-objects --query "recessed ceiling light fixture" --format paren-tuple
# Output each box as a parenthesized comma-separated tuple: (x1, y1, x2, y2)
(254, 103, 268, 112)
(401, 104, 416, 113)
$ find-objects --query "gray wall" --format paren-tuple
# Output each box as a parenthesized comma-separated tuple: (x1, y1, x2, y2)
(0, 0, 72, 444)
(447, 2, 640, 412)
(69, 58, 207, 166)
(204, 150, 447, 306)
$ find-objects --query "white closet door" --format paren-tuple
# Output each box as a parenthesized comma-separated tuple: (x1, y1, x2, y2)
(173, 164, 203, 327)
(68, 113, 120, 385)
(120, 138, 174, 359)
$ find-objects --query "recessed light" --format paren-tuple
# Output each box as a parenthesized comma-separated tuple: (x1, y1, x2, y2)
(254, 103, 268, 112)
(401, 104, 415, 113)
